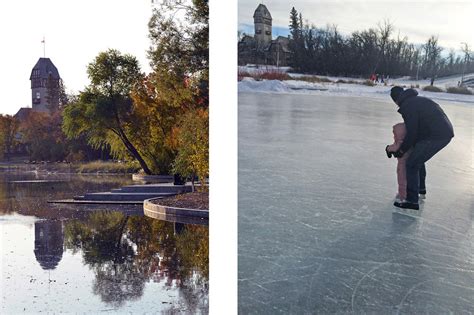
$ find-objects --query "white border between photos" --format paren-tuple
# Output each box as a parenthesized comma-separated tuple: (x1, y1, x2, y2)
(209, 0, 238, 313)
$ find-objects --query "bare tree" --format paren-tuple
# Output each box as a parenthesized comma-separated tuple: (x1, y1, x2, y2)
(422, 36, 443, 85)
(460, 42, 471, 84)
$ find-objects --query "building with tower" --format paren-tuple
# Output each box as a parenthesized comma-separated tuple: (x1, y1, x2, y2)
(30, 58, 61, 113)
(34, 219, 64, 270)
(253, 4, 272, 49)
(14, 57, 62, 119)
(238, 4, 291, 66)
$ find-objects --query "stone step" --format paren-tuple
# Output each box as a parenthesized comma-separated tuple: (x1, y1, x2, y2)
(50, 199, 144, 205)
(111, 184, 191, 194)
(77, 192, 175, 201)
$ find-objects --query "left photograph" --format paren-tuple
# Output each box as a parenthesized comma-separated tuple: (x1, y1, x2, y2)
(0, 0, 209, 313)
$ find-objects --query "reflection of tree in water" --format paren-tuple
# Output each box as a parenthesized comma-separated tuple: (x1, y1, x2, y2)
(169, 224, 209, 313)
(64, 212, 208, 311)
(93, 259, 147, 307)
(0, 175, 15, 215)
(34, 219, 64, 270)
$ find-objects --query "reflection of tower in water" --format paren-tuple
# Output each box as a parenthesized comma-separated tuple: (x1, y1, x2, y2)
(34, 219, 64, 270)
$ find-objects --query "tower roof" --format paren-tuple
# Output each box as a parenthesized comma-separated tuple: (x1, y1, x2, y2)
(30, 58, 60, 80)
(253, 4, 272, 20)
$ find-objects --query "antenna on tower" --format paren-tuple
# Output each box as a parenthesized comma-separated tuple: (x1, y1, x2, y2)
(41, 36, 46, 57)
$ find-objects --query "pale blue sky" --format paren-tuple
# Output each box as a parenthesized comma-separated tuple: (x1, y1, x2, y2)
(239, 0, 473, 50)
(0, 0, 153, 115)
(1, 0, 472, 115)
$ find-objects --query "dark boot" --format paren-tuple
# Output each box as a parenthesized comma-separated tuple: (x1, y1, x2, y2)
(394, 201, 419, 210)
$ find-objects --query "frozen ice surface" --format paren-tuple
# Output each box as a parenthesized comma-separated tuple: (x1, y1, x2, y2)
(238, 92, 473, 314)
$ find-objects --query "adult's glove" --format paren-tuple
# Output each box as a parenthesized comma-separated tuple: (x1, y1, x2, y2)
(393, 150, 404, 158)
(385, 145, 392, 158)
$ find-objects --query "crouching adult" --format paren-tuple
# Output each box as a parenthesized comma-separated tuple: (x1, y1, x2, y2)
(387, 86, 454, 210)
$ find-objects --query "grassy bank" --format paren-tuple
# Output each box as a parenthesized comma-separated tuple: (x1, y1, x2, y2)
(0, 160, 140, 174)
(74, 161, 140, 174)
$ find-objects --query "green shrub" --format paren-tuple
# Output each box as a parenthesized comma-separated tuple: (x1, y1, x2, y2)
(446, 86, 472, 95)
(422, 85, 443, 92)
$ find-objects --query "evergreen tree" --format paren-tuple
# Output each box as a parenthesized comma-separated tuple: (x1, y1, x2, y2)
(289, 7, 299, 39)
(288, 8, 308, 71)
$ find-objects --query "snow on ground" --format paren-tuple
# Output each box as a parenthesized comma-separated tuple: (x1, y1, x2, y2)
(239, 64, 292, 74)
(238, 78, 291, 93)
(238, 66, 474, 105)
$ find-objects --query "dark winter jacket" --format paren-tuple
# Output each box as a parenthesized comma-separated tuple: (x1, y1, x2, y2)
(396, 89, 454, 153)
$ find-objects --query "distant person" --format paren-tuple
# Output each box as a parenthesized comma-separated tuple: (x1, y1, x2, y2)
(386, 86, 454, 210)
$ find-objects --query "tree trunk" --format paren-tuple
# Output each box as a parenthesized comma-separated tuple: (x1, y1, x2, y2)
(119, 130, 153, 175)
(114, 216, 129, 263)
(113, 111, 153, 175)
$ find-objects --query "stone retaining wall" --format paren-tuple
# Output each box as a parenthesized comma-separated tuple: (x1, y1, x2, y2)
(143, 198, 209, 225)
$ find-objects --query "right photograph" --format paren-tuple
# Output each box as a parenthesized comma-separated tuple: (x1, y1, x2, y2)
(237, 1, 473, 313)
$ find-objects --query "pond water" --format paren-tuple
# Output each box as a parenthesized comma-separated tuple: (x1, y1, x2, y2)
(0, 171, 208, 314)
(239, 93, 473, 313)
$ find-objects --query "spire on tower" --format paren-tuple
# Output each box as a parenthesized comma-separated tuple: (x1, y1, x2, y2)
(41, 37, 46, 57)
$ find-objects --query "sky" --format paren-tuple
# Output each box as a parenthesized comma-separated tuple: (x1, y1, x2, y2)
(0, 0, 154, 115)
(239, 0, 474, 52)
(1, 0, 472, 115)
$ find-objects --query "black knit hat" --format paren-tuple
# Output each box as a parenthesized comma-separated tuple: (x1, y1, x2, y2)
(390, 86, 404, 104)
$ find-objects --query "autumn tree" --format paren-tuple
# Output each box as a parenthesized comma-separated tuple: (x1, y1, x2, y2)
(172, 109, 209, 191)
(130, 0, 209, 177)
(62, 49, 153, 174)
(0, 115, 19, 160)
(46, 75, 68, 114)
(19, 112, 67, 161)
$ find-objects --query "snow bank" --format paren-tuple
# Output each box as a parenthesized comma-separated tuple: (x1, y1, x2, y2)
(239, 65, 291, 74)
(238, 75, 474, 105)
(238, 78, 291, 93)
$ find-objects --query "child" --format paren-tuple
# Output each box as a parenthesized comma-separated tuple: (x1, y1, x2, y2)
(386, 123, 411, 202)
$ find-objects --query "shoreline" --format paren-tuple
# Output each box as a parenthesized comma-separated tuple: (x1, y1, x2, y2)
(238, 79, 474, 106)
(0, 161, 138, 175)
